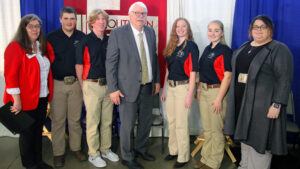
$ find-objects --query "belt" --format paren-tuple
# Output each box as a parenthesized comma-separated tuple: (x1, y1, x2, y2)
(56, 76, 77, 85)
(200, 83, 221, 90)
(168, 80, 189, 87)
(85, 78, 107, 86)
(85, 79, 98, 82)
(141, 82, 152, 86)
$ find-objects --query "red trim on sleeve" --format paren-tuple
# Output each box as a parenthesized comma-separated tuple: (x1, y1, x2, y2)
(82, 46, 91, 80)
(214, 54, 225, 82)
(183, 52, 193, 78)
(165, 61, 168, 69)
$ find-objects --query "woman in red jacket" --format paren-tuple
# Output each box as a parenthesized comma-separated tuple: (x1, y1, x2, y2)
(3, 14, 54, 169)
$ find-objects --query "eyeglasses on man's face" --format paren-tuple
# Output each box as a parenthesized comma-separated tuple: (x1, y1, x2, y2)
(27, 24, 41, 30)
(252, 25, 267, 31)
(131, 11, 148, 17)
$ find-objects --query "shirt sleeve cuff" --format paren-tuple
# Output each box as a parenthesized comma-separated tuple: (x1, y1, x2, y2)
(6, 88, 21, 95)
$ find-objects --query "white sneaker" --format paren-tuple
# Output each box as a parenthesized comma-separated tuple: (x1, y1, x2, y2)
(101, 149, 119, 162)
(88, 155, 107, 168)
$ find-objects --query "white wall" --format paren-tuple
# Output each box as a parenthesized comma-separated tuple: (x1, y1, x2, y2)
(0, 0, 21, 137)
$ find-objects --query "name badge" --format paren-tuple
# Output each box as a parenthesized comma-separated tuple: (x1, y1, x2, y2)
(238, 73, 248, 83)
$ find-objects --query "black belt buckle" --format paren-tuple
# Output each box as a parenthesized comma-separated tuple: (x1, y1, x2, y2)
(98, 78, 107, 86)
(64, 76, 76, 85)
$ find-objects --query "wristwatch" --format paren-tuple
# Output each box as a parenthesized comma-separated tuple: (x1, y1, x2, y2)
(272, 102, 281, 109)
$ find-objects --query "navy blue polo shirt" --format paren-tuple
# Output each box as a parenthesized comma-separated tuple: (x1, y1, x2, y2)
(47, 28, 85, 80)
(165, 40, 199, 81)
(199, 42, 232, 85)
(75, 31, 108, 79)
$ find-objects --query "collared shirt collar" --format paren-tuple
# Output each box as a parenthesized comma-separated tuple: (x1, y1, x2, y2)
(130, 23, 144, 35)
(90, 30, 107, 41)
(58, 27, 76, 38)
(209, 42, 222, 51)
(26, 41, 40, 59)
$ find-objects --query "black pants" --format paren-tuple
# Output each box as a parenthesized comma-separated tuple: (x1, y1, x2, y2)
(19, 97, 48, 168)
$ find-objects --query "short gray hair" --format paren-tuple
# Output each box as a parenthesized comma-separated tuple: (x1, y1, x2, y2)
(128, 1, 148, 14)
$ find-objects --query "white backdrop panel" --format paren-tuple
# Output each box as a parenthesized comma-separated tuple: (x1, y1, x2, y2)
(164, 0, 236, 135)
(0, 0, 21, 137)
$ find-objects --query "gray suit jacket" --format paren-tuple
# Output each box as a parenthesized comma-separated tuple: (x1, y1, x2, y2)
(106, 23, 160, 102)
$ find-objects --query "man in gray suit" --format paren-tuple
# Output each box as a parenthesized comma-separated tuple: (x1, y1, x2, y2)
(106, 2, 160, 169)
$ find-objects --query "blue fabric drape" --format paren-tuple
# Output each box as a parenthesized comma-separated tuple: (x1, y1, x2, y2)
(232, 0, 300, 124)
(20, 0, 63, 34)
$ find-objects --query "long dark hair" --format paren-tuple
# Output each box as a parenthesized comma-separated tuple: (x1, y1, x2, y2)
(11, 14, 46, 55)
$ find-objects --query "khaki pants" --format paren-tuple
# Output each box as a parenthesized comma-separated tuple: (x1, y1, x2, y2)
(83, 81, 113, 156)
(50, 80, 83, 156)
(199, 86, 226, 169)
(166, 83, 190, 163)
(239, 143, 272, 169)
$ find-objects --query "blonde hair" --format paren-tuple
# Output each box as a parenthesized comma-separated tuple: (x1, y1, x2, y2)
(87, 9, 109, 31)
(163, 18, 194, 57)
(208, 20, 226, 45)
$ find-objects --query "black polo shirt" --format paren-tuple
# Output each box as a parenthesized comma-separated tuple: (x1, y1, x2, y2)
(47, 28, 85, 80)
(165, 40, 199, 81)
(199, 42, 232, 85)
(75, 31, 108, 79)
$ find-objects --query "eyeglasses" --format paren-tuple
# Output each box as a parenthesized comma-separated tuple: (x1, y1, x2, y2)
(252, 25, 267, 31)
(131, 11, 147, 16)
(27, 24, 41, 30)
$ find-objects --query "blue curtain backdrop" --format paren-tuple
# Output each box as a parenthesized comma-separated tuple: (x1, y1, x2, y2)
(231, 0, 300, 125)
(20, 0, 63, 34)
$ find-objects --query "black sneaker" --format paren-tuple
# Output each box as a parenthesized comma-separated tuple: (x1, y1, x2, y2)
(174, 161, 188, 168)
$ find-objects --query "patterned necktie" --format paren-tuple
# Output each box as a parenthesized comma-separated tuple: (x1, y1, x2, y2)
(138, 32, 149, 84)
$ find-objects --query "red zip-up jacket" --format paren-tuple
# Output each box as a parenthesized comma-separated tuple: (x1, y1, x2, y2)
(3, 41, 54, 111)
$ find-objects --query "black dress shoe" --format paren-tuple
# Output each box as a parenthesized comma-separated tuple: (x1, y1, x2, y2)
(174, 161, 188, 168)
(37, 161, 53, 169)
(27, 165, 38, 169)
(122, 159, 144, 169)
(164, 154, 178, 161)
(135, 151, 155, 161)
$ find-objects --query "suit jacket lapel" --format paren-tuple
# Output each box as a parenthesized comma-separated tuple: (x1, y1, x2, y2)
(144, 27, 153, 63)
(126, 23, 142, 65)
(247, 46, 270, 82)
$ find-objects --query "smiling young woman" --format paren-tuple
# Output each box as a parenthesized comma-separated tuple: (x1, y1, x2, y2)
(195, 20, 232, 169)
(161, 18, 199, 168)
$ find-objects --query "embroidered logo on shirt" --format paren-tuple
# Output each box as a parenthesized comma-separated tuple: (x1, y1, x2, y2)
(74, 40, 80, 46)
(207, 52, 215, 59)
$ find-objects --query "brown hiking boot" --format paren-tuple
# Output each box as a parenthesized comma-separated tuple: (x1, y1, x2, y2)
(202, 164, 213, 169)
(194, 161, 205, 168)
(73, 150, 87, 161)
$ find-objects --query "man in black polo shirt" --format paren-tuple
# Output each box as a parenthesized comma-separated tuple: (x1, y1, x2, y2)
(47, 6, 86, 167)
(75, 9, 119, 168)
